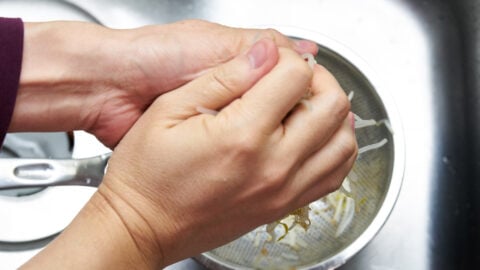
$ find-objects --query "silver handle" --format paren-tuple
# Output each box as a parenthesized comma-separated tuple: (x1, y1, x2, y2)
(0, 153, 110, 189)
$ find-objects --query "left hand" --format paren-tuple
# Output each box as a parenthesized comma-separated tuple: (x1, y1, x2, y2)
(11, 20, 317, 148)
(21, 38, 355, 270)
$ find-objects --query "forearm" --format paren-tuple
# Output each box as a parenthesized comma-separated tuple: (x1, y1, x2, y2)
(10, 21, 124, 133)
(21, 189, 162, 270)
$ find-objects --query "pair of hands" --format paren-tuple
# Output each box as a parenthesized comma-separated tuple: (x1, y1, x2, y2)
(16, 20, 357, 269)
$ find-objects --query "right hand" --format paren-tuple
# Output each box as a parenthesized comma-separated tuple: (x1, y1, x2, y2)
(100, 38, 357, 268)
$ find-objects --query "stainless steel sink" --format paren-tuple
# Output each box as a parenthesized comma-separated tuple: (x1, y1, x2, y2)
(453, 0, 480, 268)
(0, 0, 477, 269)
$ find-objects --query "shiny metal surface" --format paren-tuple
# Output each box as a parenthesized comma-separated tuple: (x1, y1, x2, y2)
(0, 0, 474, 269)
(0, 132, 71, 197)
(0, 154, 110, 190)
(456, 0, 480, 267)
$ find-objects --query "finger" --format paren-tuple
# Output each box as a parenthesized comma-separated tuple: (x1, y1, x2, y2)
(291, 39, 319, 55)
(155, 38, 279, 120)
(281, 64, 351, 160)
(234, 47, 313, 133)
(295, 152, 357, 208)
(241, 27, 319, 55)
(288, 114, 357, 204)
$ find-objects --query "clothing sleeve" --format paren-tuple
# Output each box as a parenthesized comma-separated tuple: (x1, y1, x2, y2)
(0, 17, 24, 146)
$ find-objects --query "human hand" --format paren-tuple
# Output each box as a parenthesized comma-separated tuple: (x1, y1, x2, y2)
(10, 20, 317, 148)
(98, 38, 356, 267)
(21, 38, 354, 270)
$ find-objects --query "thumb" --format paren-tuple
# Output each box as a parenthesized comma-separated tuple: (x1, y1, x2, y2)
(157, 38, 279, 119)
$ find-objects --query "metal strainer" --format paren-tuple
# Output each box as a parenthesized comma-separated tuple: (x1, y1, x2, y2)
(196, 26, 405, 270)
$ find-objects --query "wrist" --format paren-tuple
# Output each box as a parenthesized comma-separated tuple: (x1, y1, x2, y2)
(10, 21, 123, 132)
(96, 179, 166, 268)
(22, 189, 162, 270)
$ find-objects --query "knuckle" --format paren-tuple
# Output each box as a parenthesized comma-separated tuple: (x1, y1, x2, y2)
(265, 196, 292, 220)
(327, 158, 357, 194)
(262, 166, 290, 189)
(330, 90, 351, 119)
(256, 169, 294, 218)
(320, 130, 357, 196)
(313, 65, 350, 118)
(227, 131, 264, 157)
(337, 131, 358, 162)
(326, 177, 344, 194)
(263, 28, 284, 43)
(349, 138, 359, 162)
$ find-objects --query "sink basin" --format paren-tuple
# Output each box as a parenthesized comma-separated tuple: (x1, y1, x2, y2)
(0, 0, 477, 269)
(452, 0, 480, 267)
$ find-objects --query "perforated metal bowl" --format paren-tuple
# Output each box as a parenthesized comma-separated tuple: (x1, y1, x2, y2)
(197, 26, 405, 270)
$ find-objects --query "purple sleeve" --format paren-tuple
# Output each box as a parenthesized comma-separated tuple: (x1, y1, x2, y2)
(0, 18, 23, 146)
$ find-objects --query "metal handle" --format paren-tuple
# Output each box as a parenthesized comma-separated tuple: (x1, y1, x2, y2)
(0, 153, 110, 190)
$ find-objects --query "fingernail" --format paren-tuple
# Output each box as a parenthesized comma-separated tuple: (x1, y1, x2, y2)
(294, 39, 316, 53)
(349, 112, 355, 131)
(247, 40, 268, 69)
